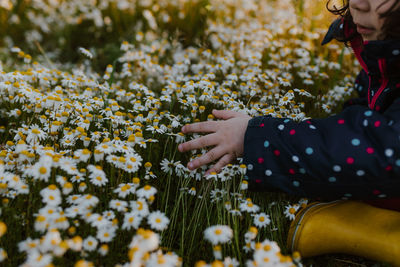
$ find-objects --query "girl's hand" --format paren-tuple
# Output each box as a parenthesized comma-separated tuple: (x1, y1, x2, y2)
(178, 109, 251, 175)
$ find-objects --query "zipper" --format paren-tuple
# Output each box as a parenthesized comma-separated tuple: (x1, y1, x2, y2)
(370, 58, 388, 110)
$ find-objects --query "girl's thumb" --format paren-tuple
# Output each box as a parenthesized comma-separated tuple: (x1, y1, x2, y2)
(212, 109, 237, 119)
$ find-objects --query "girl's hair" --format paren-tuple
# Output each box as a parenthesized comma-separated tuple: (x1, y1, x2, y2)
(326, 0, 400, 40)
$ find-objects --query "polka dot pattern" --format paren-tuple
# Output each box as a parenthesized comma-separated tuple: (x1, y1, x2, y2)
(243, 43, 400, 201)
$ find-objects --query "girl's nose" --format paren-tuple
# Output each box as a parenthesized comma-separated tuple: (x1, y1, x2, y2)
(349, 0, 371, 12)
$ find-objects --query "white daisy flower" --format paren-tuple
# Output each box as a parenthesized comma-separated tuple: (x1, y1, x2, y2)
(147, 211, 170, 231)
(83, 236, 98, 252)
(122, 211, 142, 230)
(204, 225, 233, 245)
(253, 212, 271, 228)
(136, 185, 157, 199)
(284, 204, 300, 221)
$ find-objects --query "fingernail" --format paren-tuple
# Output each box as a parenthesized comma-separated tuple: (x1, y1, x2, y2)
(181, 126, 185, 132)
(188, 162, 193, 169)
(178, 144, 182, 151)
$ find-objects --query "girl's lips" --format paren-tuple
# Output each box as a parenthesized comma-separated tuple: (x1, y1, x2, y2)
(356, 24, 375, 35)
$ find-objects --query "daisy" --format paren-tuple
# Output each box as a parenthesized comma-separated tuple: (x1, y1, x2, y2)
(109, 199, 128, 212)
(244, 226, 258, 242)
(239, 199, 260, 213)
(40, 185, 62, 206)
(122, 211, 142, 230)
(78, 47, 93, 59)
(130, 198, 149, 217)
(96, 227, 116, 243)
(114, 183, 136, 198)
(284, 204, 300, 221)
(147, 211, 170, 231)
(160, 158, 176, 175)
(83, 236, 98, 252)
(98, 244, 109, 256)
(26, 156, 53, 182)
(204, 225, 233, 245)
(26, 125, 47, 144)
(253, 212, 271, 228)
(136, 185, 157, 199)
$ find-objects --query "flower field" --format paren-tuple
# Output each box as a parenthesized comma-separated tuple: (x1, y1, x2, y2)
(0, 0, 359, 266)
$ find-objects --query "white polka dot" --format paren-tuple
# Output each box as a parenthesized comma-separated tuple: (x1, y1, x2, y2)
(363, 119, 368, 127)
(333, 165, 341, 172)
(293, 181, 300, 187)
(356, 170, 365, 176)
(247, 164, 253, 170)
(344, 193, 352, 197)
(309, 125, 316, 130)
(351, 138, 360, 146)
(393, 49, 400, 56)
(265, 169, 272, 176)
(364, 111, 372, 116)
(378, 194, 387, 198)
(278, 124, 285, 130)
(299, 168, 306, 174)
(305, 147, 313, 155)
(292, 155, 299, 162)
(328, 177, 336, 182)
(339, 23, 344, 29)
(385, 149, 394, 157)
(396, 159, 400, 166)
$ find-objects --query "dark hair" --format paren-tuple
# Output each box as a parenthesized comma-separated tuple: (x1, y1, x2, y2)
(326, 0, 400, 40)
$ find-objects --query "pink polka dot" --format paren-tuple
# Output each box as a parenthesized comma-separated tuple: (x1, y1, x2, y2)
(396, 83, 400, 88)
(374, 121, 381, 127)
(274, 150, 280, 156)
(255, 179, 262, 183)
(338, 119, 345, 124)
(346, 157, 354, 164)
(289, 169, 295, 175)
(375, 106, 381, 111)
(306, 120, 311, 124)
(373, 189, 381, 195)
(258, 157, 264, 164)
(289, 129, 296, 135)
(260, 123, 265, 127)
(366, 147, 374, 154)
(385, 165, 392, 171)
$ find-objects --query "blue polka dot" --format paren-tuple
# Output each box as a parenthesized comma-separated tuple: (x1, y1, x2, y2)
(396, 159, 400, 167)
(305, 147, 313, 155)
(299, 168, 306, 174)
(293, 181, 300, 187)
(328, 177, 336, 182)
(264, 141, 270, 148)
(364, 111, 373, 117)
(284, 119, 290, 123)
(351, 138, 360, 146)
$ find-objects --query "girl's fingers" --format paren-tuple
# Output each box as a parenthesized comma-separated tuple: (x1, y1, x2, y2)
(205, 153, 234, 175)
(181, 121, 217, 134)
(212, 109, 239, 120)
(187, 145, 226, 170)
(178, 133, 219, 152)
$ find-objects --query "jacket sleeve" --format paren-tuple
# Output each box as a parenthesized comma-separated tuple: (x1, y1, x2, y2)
(242, 98, 400, 200)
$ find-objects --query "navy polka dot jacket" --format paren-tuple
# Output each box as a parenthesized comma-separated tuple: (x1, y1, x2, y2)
(243, 18, 400, 200)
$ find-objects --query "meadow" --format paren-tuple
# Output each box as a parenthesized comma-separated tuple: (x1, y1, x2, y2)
(0, 0, 376, 266)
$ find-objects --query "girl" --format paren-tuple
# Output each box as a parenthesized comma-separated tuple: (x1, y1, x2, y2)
(179, 0, 400, 264)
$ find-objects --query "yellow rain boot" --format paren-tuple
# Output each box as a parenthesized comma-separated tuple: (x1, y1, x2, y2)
(287, 200, 400, 266)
